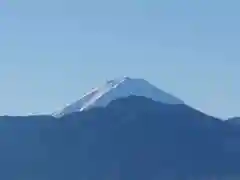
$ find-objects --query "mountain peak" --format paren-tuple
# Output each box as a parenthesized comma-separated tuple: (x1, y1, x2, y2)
(53, 77, 184, 117)
(105, 76, 131, 87)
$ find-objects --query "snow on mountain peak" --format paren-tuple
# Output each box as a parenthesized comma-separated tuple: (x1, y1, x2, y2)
(53, 77, 184, 118)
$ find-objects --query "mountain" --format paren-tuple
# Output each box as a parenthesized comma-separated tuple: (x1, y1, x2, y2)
(1, 77, 240, 180)
(53, 77, 184, 117)
(1, 96, 240, 180)
(227, 117, 240, 125)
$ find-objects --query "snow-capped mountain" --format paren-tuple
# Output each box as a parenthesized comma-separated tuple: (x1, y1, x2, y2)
(53, 76, 184, 117)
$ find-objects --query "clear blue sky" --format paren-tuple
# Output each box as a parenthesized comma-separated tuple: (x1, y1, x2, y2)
(0, 0, 239, 118)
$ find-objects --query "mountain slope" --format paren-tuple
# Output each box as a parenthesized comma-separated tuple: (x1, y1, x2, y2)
(1, 96, 240, 180)
(53, 77, 184, 117)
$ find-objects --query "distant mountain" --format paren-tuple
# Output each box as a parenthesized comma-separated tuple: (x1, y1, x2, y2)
(1, 96, 240, 180)
(226, 117, 240, 125)
(53, 77, 184, 117)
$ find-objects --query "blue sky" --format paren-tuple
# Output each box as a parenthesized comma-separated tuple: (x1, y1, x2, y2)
(0, 0, 239, 118)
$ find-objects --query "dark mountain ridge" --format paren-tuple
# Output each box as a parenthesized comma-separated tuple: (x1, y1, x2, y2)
(0, 96, 240, 180)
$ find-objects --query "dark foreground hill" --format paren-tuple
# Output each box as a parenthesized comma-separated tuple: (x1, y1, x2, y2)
(0, 96, 240, 180)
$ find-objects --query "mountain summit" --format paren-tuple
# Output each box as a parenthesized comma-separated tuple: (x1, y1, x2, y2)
(53, 77, 184, 117)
